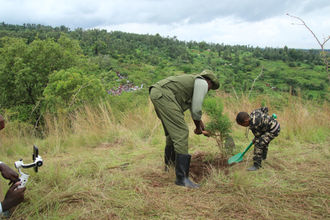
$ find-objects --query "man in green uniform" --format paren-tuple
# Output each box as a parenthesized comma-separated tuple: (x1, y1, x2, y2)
(149, 70, 219, 188)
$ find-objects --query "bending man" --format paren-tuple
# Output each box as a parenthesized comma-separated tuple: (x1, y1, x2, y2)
(149, 70, 219, 188)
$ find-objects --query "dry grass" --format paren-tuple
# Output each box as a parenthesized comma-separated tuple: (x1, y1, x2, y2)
(0, 95, 329, 219)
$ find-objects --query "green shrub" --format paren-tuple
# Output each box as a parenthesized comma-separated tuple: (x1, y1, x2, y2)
(203, 97, 232, 156)
(43, 68, 105, 113)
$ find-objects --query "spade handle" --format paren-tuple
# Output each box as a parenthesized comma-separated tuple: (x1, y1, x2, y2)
(241, 141, 254, 156)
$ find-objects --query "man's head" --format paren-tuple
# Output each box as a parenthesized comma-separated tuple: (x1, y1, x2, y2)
(200, 70, 219, 90)
(236, 112, 250, 127)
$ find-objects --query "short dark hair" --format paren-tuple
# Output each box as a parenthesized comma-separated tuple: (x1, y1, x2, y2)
(236, 112, 249, 124)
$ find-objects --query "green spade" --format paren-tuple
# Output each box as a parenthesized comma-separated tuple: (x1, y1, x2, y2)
(228, 141, 253, 165)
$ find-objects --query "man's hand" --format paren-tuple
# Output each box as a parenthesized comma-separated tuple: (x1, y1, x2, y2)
(1, 182, 25, 211)
(193, 120, 204, 135)
(0, 163, 19, 184)
(194, 127, 203, 135)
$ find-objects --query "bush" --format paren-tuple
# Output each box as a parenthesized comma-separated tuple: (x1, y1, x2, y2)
(203, 97, 232, 156)
(43, 68, 105, 113)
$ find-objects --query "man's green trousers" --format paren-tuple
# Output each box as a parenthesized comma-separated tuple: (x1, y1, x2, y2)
(150, 86, 189, 154)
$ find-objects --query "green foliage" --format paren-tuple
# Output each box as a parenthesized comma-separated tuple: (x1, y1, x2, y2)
(0, 35, 84, 122)
(0, 22, 328, 126)
(43, 68, 106, 113)
(203, 97, 232, 155)
(4, 104, 38, 123)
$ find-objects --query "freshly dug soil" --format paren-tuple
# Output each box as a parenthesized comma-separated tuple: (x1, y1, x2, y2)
(190, 152, 231, 182)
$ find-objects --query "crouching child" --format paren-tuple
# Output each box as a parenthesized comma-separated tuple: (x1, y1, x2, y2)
(236, 107, 280, 171)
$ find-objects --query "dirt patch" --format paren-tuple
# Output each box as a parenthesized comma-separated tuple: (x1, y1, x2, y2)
(190, 152, 231, 182)
(142, 153, 232, 186)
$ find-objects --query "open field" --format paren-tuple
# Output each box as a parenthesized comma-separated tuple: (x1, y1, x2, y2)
(0, 94, 329, 219)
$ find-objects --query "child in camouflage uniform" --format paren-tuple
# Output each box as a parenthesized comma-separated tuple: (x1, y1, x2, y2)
(236, 107, 280, 171)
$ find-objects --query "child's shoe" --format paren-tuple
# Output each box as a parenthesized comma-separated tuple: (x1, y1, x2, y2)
(247, 164, 261, 171)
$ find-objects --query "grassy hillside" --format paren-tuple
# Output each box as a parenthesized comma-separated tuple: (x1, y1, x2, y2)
(0, 94, 329, 219)
(0, 22, 329, 219)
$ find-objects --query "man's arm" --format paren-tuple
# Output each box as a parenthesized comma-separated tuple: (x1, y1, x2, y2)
(191, 78, 208, 134)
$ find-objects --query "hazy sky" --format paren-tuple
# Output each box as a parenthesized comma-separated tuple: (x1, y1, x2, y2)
(1, 0, 329, 49)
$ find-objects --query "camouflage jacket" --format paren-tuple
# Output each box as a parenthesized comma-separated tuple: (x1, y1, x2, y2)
(249, 107, 280, 137)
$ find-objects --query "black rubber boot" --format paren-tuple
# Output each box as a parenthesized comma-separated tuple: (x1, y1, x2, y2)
(175, 154, 199, 188)
(164, 144, 176, 172)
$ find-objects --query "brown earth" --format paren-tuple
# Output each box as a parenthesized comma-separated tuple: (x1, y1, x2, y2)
(190, 152, 231, 182)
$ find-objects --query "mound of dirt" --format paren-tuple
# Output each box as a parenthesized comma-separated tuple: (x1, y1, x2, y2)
(190, 152, 231, 182)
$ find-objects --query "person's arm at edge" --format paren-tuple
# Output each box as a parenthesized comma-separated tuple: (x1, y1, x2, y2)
(0, 114, 5, 130)
(0, 182, 25, 213)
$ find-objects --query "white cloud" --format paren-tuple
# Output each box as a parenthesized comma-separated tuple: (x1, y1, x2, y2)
(100, 14, 330, 49)
(0, 0, 329, 49)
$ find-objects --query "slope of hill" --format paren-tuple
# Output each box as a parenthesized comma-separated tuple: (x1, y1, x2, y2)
(0, 22, 329, 219)
(0, 95, 328, 219)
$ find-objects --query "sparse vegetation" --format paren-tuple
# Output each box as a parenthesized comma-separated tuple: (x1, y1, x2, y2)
(0, 22, 328, 219)
(0, 94, 328, 219)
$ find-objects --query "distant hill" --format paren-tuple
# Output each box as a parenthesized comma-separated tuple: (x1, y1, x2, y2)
(0, 22, 328, 124)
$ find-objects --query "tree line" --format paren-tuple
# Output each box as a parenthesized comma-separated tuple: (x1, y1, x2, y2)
(0, 22, 328, 127)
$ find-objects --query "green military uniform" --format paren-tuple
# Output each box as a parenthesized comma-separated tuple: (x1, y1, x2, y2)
(149, 74, 197, 154)
(249, 107, 281, 170)
(149, 71, 219, 188)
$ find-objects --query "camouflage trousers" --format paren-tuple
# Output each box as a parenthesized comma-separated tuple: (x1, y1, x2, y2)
(253, 126, 280, 166)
